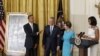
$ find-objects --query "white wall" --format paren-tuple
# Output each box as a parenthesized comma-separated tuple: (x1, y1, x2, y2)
(70, 0, 100, 34)
(70, 0, 100, 55)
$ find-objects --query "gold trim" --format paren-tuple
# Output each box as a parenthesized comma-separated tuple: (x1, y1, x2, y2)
(5, 12, 28, 54)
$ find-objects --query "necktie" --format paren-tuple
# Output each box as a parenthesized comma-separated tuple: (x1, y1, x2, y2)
(50, 26, 53, 35)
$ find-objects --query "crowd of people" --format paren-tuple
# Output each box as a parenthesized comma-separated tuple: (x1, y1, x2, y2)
(23, 15, 99, 56)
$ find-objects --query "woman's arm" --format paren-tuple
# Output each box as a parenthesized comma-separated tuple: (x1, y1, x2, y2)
(83, 28, 99, 41)
(94, 28, 99, 41)
(71, 32, 75, 52)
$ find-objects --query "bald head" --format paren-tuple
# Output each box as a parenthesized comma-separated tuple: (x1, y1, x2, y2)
(48, 17, 55, 25)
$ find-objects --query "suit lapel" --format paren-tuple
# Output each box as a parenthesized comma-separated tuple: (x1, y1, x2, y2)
(33, 23, 35, 32)
(48, 25, 50, 34)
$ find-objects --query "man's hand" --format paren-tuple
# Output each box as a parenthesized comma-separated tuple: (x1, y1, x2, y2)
(42, 45, 45, 49)
(34, 44, 37, 48)
(57, 35, 60, 38)
(36, 30, 43, 35)
(57, 46, 60, 51)
(36, 32, 39, 35)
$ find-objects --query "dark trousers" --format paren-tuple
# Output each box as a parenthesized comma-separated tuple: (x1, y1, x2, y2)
(25, 48, 37, 56)
(44, 45, 56, 56)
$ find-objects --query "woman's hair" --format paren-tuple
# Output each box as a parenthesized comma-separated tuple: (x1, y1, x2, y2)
(65, 21, 72, 28)
(88, 16, 97, 26)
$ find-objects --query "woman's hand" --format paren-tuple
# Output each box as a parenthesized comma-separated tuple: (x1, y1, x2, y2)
(57, 46, 60, 51)
(83, 35, 88, 38)
(34, 44, 37, 48)
(70, 47, 73, 53)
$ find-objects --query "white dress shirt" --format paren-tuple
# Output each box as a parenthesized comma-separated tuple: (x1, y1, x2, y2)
(50, 25, 54, 35)
(29, 22, 33, 31)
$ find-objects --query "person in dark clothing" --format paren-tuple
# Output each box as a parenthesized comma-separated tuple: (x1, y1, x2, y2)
(23, 15, 39, 56)
(42, 17, 60, 56)
(56, 20, 65, 56)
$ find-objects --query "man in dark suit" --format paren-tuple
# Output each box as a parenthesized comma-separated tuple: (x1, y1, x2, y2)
(23, 15, 39, 56)
(42, 17, 60, 56)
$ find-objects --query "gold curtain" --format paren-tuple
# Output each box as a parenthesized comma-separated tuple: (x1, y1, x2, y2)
(62, 0, 70, 21)
(3, 0, 69, 56)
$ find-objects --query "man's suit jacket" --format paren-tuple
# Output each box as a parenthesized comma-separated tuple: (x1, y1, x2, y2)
(23, 23, 39, 49)
(43, 25, 60, 48)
